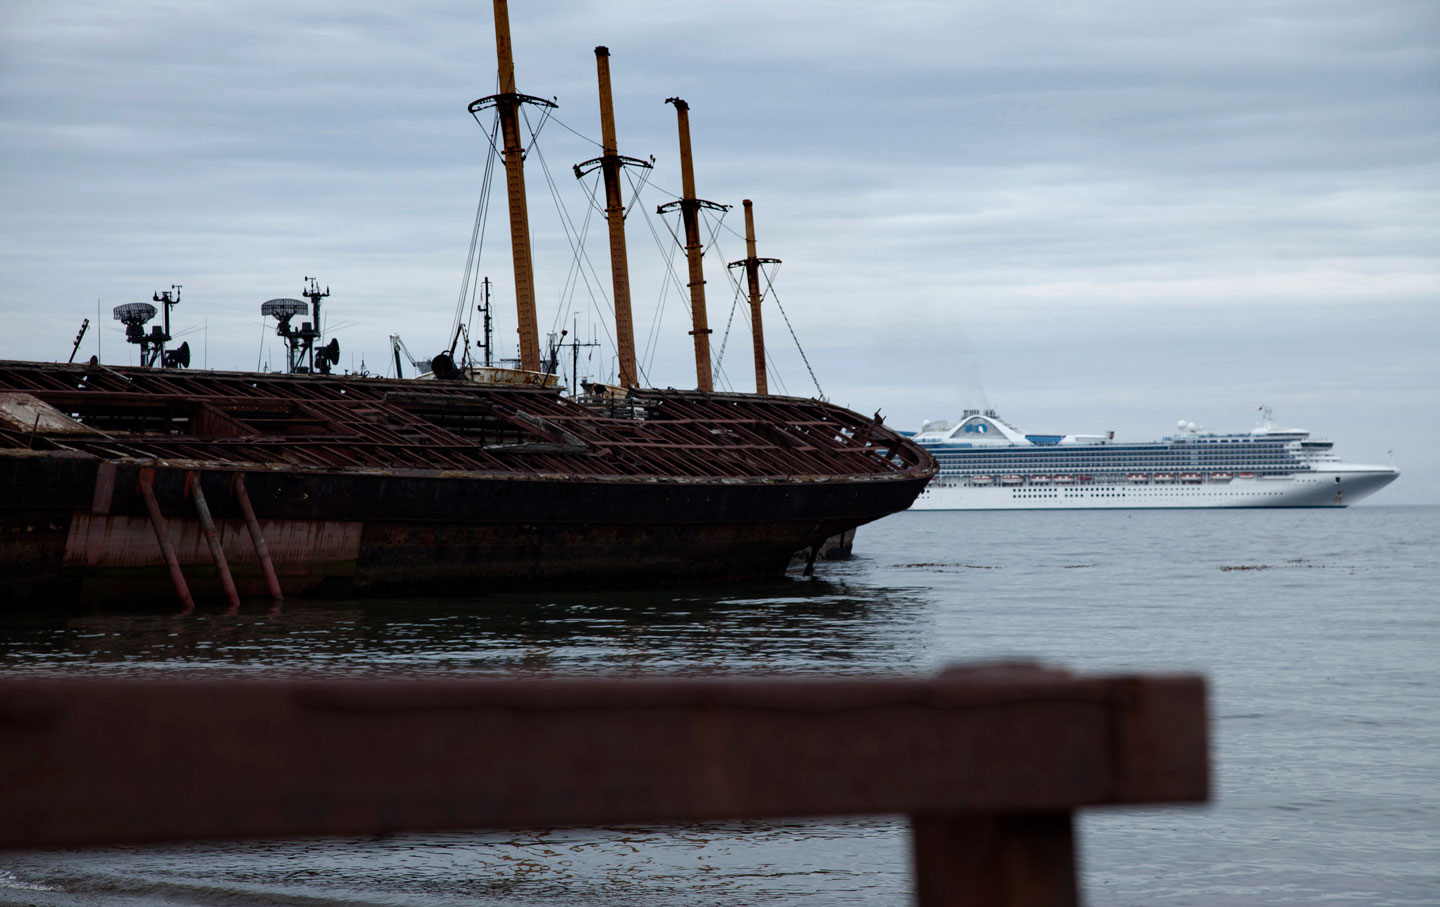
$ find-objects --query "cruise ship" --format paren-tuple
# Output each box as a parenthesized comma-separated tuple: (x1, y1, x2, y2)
(909, 407, 1398, 510)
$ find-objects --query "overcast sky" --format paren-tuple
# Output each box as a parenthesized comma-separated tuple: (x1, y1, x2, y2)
(2, 0, 1436, 502)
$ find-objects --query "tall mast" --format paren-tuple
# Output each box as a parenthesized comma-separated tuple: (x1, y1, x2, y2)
(468, 0, 555, 373)
(573, 46, 651, 390)
(726, 199, 781, 395)
(658, 98, 728, 392)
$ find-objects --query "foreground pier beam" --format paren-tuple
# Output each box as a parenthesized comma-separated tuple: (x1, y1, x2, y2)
(0, 665, 1207, 904)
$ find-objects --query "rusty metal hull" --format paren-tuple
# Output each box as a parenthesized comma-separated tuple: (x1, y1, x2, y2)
(1, 458, 922, 603)
(0, 362, 934, 605)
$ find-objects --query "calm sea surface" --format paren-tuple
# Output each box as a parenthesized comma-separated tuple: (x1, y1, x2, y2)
(2, 505, 1437, 906)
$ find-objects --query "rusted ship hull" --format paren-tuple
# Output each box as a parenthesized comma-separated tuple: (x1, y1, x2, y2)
(2, 458, 920, 603)
(0, 362, 934, 606)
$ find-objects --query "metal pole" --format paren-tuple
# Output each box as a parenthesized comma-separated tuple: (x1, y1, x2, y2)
(232, 473, 283, 609)
(138, 469, 194, 612)
(188, 473, 241, 612)
(667, 98, 713, 392)
(741, 200, 767, 395)
(594, 47, 639, 389)
(492, 0, 542, 373)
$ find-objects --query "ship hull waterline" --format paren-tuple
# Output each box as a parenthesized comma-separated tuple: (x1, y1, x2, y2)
(1, 456, 926, 606)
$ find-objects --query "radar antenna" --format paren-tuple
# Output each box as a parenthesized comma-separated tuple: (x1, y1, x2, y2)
(112, 302, 162, 366)
(112, 284, 188, 368)
(262, 278, 338, 374)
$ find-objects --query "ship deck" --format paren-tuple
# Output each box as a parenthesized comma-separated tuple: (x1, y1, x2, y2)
(0, 361, 931, 483)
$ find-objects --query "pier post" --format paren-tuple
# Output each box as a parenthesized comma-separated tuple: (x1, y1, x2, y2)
(911, 813, 1078, 907)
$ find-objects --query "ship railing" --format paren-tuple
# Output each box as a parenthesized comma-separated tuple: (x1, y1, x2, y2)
(0, 664, 1208, 906)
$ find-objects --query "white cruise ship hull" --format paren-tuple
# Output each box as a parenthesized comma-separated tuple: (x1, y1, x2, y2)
(912, 466, 1398, 511)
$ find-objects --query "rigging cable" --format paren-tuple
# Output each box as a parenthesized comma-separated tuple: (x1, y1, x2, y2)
(762, 266, 823, 399)
(523, 108, 619, 373)
(456, 108, 502, 348)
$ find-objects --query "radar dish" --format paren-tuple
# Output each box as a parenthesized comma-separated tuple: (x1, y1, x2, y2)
(113, 302, 157, 325)
(262, 298, 309, 319)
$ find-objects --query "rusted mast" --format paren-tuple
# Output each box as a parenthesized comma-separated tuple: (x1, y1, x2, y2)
(573, 47, 651, 389)
(658, 98, 728, 392)
(469, 0, 554, 373)
(726, 199, 781, 395)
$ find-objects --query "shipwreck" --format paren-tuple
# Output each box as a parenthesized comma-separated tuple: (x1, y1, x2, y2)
(0, 1, 934, 607)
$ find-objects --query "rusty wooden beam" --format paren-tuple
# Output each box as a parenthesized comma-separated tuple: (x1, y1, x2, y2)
(0, 665, 1207, 850)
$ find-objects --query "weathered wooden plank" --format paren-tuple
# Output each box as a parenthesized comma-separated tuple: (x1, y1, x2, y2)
(0, 665, 1207, 848)
(912, 813, 1079, 907)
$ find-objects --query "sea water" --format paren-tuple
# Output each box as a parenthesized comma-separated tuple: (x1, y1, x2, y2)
(1, 505, 1436, 905)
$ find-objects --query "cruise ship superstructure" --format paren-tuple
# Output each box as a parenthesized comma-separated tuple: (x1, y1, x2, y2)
(910, 408, 1397, 510)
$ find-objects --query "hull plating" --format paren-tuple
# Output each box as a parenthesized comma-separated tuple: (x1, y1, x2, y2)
(1, 456, 926, 605)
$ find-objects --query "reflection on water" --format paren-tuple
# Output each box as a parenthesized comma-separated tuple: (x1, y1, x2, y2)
(3, 821, 908, 907)
(1, 577, 929, 907)
(0, 577, 934, 680)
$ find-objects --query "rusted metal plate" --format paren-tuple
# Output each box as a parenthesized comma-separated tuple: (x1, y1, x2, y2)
(0, 666, 1208, 848)
(62, 514, 362, 574)
(0, 392, 97, 434)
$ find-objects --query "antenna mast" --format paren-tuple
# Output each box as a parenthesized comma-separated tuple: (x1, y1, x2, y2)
(658, 98, 728, 392)
(727, 199, 781, 395)
(263, 277, 338, 374)
(477, 276, 494, 367)
(69, 319, 90, 364)
(151, 285, 181, 366)
(468, 0, 555, 374)
(574, 46, 652, 390)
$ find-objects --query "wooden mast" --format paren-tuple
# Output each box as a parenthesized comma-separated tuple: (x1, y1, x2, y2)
(658, 98, 727, 393)
(482, 0, 547, 373)
(727, 199, 781, 395)
(574, 46, 651, 389)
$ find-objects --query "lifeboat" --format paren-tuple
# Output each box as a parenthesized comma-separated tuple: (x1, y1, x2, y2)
(1030, 475, 1051, 484)
(1076, 474, 1093, 483)
(1180, 473, 1203, 483)
(1000, 475, 1023, 485)
(1210, 472, 1233, 482)
(1053, 475, 1075, 484)
(1153, 473, 1175, 483)
(1127, 473, 1149, 483)
(970, 475, 994, 486)
(1237, 472, 1254, 479)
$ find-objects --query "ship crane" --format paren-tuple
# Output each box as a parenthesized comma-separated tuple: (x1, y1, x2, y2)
(389, 334, 432, 379)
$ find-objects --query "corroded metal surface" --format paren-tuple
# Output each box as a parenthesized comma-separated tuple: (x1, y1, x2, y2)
(0, 361, 934, 603)
(0, 361, 930, 480)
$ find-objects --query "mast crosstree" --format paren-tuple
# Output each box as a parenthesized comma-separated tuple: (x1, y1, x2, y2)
(658, 98, 729, 393)
(573, 46, 652, 390)
(469, 0, 556, 374)
(727, 199, 781, 395)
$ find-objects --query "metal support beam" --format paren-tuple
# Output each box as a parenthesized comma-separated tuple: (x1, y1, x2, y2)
(187, 472, 241, 611)
(232, 473, 284, 609)
(136, 468, 193, 612)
